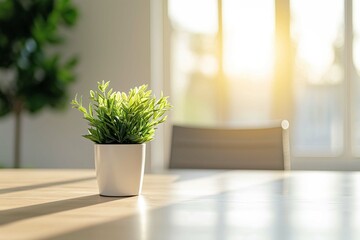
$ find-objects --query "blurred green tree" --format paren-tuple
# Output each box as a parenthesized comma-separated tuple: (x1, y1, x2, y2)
(0, 0, 79, 168)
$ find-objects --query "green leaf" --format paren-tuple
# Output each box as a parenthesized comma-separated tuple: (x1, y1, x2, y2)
(65, 56, 78, 69)
(71, 81, 172, 144)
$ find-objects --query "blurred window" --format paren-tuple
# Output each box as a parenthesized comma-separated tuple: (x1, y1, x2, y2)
(168, 0, 359, 160)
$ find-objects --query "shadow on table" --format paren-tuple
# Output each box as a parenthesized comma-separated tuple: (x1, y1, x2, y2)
(0, 194, 122, 226)
(42, 178, 295, 240)
(0, 177, 95, 195)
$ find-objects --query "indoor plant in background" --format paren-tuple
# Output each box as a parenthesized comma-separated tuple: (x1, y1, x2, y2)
(71, 81, 171, 196)
(0, 0, 79, 168)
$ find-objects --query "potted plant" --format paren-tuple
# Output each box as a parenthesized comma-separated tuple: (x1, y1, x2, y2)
(71, 81, 171, 196)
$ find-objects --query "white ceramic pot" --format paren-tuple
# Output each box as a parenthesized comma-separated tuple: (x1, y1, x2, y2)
(94, 144, 146, 197)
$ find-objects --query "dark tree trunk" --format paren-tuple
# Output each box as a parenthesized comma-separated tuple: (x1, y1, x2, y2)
(13, 100, 22, 168)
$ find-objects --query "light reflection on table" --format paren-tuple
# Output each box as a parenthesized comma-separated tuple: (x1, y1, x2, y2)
(0, 169, 360, 239)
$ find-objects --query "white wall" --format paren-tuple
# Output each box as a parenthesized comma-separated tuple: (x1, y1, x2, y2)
(0, 0, 151, 168)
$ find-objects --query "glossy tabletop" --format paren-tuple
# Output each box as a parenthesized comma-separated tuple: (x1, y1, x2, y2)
(0, 169, 360, 240)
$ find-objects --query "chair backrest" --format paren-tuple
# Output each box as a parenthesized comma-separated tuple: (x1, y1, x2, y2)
(169, 122, 290, 170)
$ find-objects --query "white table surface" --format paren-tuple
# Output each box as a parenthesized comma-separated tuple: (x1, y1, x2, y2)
(0, 169, 359, 240)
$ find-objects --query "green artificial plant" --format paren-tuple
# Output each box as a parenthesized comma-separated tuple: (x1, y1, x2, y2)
(71, 81, 172, 144)
(0, 0, 79, 168)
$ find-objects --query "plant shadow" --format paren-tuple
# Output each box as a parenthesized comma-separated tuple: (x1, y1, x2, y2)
(42, 178, 292, 240)
(0, 194, 122, 226)
(0, 177, 95, 195)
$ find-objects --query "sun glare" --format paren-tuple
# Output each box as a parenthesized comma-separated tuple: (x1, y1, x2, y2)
(354, 0, 360, 74)
(168, 0, 217, 34)
(169, 0, 275, 82)
(169, 0, 343, 85)
(223, 0, 275, 81)
(291, 0, 343, 84)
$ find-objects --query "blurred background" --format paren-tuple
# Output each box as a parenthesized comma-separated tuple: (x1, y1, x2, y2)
(0, 0, 151, 169)
(1, 0, 360, 171)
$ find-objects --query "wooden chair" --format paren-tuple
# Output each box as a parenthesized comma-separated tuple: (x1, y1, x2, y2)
(169, 121, 290, 170)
